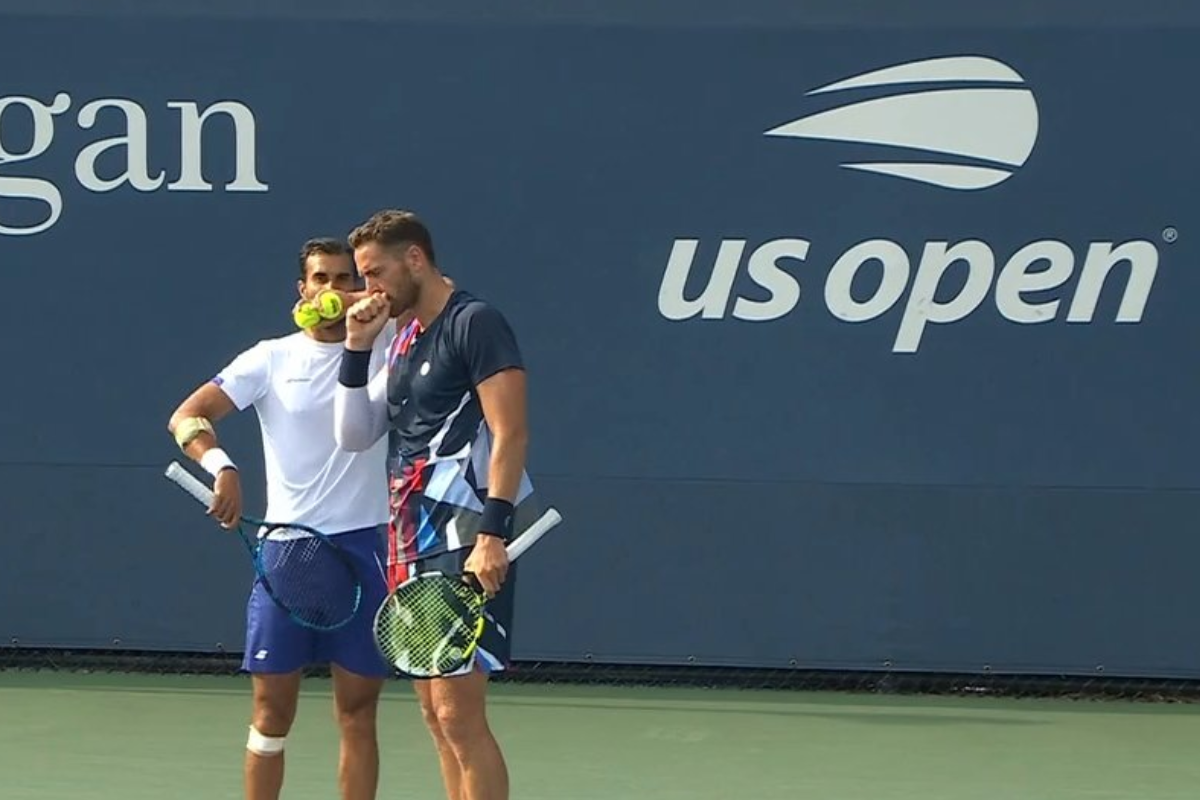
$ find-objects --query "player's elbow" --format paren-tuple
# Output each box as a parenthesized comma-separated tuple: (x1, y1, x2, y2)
(166, 406, 187, 435)
(334, 426, 372, 453)
(167, 400, 204, 436)
(333, 417, 361, 451)
(493, 425, 529, 458)
(332, 409, 376, 453)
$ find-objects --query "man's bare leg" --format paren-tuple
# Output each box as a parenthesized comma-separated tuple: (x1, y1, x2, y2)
(245, 671, 302, 800)
(331, 665, 385, 800)
(423, 668, 507, 800)
(415, 678, 466, 800)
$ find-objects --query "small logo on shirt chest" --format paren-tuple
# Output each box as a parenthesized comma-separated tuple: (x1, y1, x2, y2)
(419, 362, 431, 376)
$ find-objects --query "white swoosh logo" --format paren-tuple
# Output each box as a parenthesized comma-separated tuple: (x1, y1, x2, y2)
(765, 56, 1040, 190)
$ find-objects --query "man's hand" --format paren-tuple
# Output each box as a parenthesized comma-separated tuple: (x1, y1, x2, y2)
(209, 468, 243, 529)
(345, 292, 391, 350)
(464, 535, 509, 597)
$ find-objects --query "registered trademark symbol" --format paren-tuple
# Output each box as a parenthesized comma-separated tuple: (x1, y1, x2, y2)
(1162, 226, 1178, 243)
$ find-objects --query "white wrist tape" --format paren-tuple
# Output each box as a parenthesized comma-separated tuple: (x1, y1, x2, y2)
(199, 447, 237, 477)
(246, 725, 286, 756)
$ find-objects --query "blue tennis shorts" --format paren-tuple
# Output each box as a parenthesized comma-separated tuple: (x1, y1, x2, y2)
(242, 525, 391, 678)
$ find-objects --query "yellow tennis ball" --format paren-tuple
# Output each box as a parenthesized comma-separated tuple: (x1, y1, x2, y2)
(293, 302, 321, 329)
(315, 290, 344, 320)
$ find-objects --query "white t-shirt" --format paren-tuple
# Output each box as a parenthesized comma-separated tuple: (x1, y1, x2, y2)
(213, 324, 394, 535)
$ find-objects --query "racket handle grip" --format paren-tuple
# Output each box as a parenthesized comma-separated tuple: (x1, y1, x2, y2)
(165, 461, 216, 507)
(505, 507, 562, 562)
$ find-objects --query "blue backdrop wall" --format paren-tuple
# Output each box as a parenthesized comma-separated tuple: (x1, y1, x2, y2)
(1, 1, 1197, 677)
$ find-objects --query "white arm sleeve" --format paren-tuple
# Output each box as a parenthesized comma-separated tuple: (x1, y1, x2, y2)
(335, 366, 389, 452)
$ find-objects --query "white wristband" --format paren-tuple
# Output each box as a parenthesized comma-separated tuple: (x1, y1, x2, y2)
(200, 447, 238, 477)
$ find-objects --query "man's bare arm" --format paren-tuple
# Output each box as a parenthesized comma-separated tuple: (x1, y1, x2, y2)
(167, 383, 242, 527)
(475, 368, 529, 504)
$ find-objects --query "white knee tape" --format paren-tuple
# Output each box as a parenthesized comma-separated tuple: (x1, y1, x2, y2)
(247, 725, 286, 756)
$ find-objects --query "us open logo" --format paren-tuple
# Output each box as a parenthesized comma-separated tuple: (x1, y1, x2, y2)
(764, 55, 1039, 191)
(656, 53, 1168, 353)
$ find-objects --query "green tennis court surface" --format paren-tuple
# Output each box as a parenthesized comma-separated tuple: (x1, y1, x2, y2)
(2, 671, 1198, 799)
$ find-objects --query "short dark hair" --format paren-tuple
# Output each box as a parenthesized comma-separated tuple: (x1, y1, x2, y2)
(298, 237, 352, 278)
(347, 209, 436, 263)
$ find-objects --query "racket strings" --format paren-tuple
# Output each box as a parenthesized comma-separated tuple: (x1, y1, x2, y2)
(258, 529, 360, 629)
(376, 578, 482, 676)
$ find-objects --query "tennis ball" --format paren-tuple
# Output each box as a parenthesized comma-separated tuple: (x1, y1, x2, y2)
(315, 290, 344, 320)
(293, 301, 321, 329)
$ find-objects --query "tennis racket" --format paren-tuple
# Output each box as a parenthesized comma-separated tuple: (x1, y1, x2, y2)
(164, 461, 364, 632)
(374, 506, 563, 678)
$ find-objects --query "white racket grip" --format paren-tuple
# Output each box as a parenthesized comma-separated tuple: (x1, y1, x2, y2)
(505, 507, 562, 562)
(165, 461, 215, 508)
